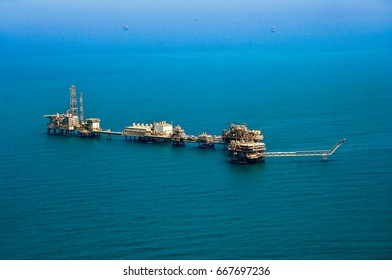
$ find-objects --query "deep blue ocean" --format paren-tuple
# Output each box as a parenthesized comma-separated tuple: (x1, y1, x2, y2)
(1, 2, 392, 260)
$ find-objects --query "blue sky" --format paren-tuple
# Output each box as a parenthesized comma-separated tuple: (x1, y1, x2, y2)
(1, 0, 391, 52)
(2, 0, 391, 27)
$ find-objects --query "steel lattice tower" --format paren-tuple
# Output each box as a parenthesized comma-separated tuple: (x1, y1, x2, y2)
(79, 92, 85, 124)
(69, 85, 78, 117)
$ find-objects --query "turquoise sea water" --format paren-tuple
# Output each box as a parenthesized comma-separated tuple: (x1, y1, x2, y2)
(1, 4, 392, 259)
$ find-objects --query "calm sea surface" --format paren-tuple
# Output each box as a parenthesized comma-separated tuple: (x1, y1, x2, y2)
(1, 34, 392, 259)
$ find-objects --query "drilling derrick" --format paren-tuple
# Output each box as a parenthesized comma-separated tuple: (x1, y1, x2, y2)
(79, 92, 85, 124)
(69, 85, 78, 116)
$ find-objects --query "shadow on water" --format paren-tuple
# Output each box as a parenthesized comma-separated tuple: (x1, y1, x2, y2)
(226, 160, 267, 176)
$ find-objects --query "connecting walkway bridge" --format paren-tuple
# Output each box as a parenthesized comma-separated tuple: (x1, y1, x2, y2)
(263, 138, 346, 160)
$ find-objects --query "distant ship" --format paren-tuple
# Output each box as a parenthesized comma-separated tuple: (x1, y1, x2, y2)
(123, 25, 129, 31)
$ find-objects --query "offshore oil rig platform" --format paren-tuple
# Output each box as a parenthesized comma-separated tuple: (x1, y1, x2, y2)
(44, 86, 345, 163)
